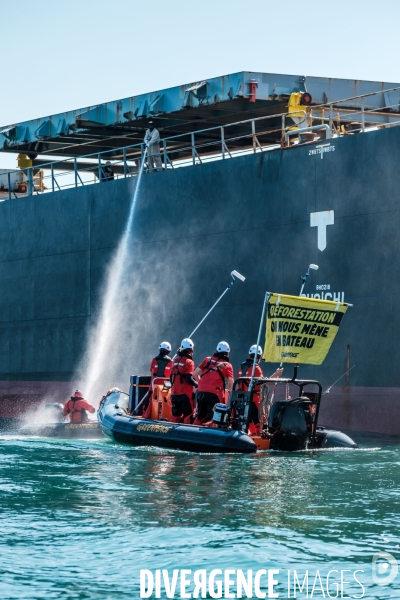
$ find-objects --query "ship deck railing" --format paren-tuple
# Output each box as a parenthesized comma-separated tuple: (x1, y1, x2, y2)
(1, 85, 400, 199)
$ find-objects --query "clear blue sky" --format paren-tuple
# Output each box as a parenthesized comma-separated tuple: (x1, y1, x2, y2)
(1, 0, 399, 167)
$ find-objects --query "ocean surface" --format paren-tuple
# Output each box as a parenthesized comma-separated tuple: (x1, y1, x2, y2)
(0, 431, 399, 599)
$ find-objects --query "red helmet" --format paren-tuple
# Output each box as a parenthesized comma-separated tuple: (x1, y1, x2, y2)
(72, 389, 84, 399)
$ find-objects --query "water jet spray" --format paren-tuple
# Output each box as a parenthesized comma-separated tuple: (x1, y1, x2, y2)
(79, 149, 148, 403)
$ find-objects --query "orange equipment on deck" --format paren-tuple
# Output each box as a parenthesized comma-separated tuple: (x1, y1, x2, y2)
(148, 378, 173, 421)
(142, 379, 272, 450)
(251, 435, 271, 451)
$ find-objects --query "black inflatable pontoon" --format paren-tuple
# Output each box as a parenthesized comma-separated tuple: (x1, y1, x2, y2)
(98, 367, 357, 453)
(98, 390, 256, 453)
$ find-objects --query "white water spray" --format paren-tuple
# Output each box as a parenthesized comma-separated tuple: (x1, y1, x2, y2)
(81, 152, 148, 403)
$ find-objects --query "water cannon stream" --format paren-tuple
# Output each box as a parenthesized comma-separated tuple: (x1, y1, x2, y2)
(80, 148, 148, 403)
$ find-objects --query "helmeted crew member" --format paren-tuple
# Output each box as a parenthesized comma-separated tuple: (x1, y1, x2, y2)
(101, 161, 114, 182)
(141, 341, 173, 418)
(193, 341, 234, 425)
(150, 341, 173, 382)
(144, 121, 162, 173)
(63, 390, 95, 423)
(238, 345, 283, 435)
(169, 338, 198, 423)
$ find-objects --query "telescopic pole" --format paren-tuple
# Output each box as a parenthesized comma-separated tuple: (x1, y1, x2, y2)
(300, 263, 319, 296)
(322, 365, 355, 396)
(249, 291, 271, 393)
(188, 284, 232, 339)
(299, 276, 308, 297)
(187, 270, 245, 339)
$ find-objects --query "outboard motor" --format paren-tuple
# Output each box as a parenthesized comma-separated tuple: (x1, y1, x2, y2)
(212, 403, 229, 428)
(228, 389, 252, 431)
(268, 399, 310, 451)
(231, 370, 357, 451)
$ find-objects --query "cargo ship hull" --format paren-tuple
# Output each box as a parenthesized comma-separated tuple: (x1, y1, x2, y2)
(1, 126, 399, 433)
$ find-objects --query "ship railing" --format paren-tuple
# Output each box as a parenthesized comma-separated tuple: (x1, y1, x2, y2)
(310, 85, 400, 133)
(2, 85, 400, 199)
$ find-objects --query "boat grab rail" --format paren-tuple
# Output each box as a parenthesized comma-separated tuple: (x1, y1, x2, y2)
(233, 375, 322, 390)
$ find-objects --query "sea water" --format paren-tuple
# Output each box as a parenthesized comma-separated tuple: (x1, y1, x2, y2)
(0, 432, 399, 599)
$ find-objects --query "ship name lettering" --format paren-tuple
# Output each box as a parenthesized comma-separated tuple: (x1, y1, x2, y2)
(309, 144, 335, 158)
(303, 292, 345, 302)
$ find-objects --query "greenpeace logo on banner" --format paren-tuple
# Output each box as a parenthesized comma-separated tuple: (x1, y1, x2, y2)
(263, 293, 348, 365)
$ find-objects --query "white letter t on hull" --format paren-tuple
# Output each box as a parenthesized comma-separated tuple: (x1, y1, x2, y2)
(310, 210, 334, 251)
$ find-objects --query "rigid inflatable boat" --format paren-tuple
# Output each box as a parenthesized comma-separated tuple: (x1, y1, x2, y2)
(98, 291, 357, 453)
(19, 403, 104, 439)
(97, 369, 357, 453)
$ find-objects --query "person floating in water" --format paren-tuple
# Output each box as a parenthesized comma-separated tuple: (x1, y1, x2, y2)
(63, 390, 95, 423)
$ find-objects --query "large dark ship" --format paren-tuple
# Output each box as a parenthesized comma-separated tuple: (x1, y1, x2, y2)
(0, 71, 399, 434)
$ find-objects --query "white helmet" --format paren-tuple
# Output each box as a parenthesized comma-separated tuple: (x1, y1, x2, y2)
(181, 338, 194, 350)
(249, 344, 263, 356)
(216, 341, 230, 353)
(159, 341, 171, 352)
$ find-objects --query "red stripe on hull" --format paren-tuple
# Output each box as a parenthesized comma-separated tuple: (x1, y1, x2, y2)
(0, 382, 399, 435)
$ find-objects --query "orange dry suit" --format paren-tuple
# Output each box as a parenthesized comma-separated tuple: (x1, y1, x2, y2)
(142, 352, 173, 418)
(169, 352, 197, 423)
(63, 391, 95, 423)
(237, 359, 264, 435)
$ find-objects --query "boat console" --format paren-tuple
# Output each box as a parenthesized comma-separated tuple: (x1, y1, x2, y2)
(230, 366, 357, 451)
